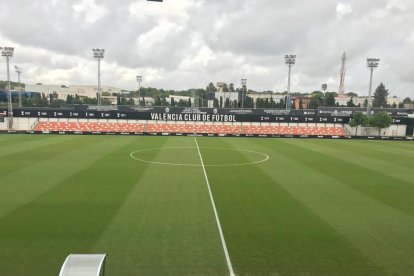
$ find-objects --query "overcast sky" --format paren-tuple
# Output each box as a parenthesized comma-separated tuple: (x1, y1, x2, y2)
(0, 0, 413, 98)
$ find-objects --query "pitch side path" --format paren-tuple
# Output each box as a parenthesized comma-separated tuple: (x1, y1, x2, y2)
(0, 135, 414, 275)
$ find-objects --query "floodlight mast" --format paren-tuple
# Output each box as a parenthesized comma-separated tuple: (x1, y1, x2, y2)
(14, 65, 22, 108)
(241, 78, 247, 111)
(2, 47, 15, 130)
(136, 75, 142, 106)
(92, 49, 105, 106)
(285, 54, 296, 110)
(367, 58, 380, 116)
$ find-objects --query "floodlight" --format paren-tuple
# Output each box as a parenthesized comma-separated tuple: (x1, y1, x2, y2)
(2, 46, 15, 129)
(1, 47, 14, 57)
(92, 49, 105, 106)
(367, 58, 380, 68)
(92, 48, 105, 59)
(284, 54, 296, 65)
(285, 54, 296, 109)
(366, 58, 380, 116)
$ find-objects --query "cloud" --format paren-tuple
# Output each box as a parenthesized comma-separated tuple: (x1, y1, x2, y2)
(73, 0, 108, 24)
(0, 0, 413, 98)
(336, 2, 353, 19)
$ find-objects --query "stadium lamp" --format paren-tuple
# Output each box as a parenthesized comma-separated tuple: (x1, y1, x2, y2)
(2, 47, 15, 130)
(92, 49, 105, 106)
(285, 54, 296, 110)
(366, 58, 380, 116)
(137, 75, 143, 107)
(241, 79, 247, 110)
(14, 65, 23, 108)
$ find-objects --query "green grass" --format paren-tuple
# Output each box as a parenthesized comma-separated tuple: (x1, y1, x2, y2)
(0, 135, 413, 275)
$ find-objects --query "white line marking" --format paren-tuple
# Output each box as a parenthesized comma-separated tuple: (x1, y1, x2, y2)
(130, 147, 269, 167)
(194, 138, 235, 276)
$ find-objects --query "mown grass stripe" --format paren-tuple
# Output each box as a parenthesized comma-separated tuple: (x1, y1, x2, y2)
(0, 136, 137, 219)
(195, 138, 235, 276)
(0, 135, 97, 178)
(0, 135, 75, 158)
(277, 139, 414, 217)
(196, 137, 384, 275)
(0, 136, 162, 275)
(284, 139, 413, 184)
(248, 138, 414, 274)
(317, 140, 414, 168)
(92, 137, 228, 275)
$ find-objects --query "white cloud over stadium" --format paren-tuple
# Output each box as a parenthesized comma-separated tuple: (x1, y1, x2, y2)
(0, 0, 413, 98)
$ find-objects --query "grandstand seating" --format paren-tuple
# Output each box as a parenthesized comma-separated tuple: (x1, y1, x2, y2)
(146, 124, 242, 134)
(243, 126, 346, 136)
(34, 122, 145, 132)
(34, 121, 346, 136)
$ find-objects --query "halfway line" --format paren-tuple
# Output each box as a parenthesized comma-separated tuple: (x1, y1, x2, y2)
(194, 138, 235, 276)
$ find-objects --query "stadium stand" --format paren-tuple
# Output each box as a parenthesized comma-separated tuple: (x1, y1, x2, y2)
(34, 121, 145, 132)
(146, 123, 242, 134)
(33, 121, 346, 136)
(243, 125, 346, 136)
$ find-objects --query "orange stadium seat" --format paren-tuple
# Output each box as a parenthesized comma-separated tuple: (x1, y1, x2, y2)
(34, 122, 145, 132)
(34, 121, 345, 136)
(243, 125, 346, 136)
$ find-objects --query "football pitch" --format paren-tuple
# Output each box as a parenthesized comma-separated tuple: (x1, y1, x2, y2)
(0, 134, 414, 275)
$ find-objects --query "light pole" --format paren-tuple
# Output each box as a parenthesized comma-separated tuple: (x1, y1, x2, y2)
(136, 75, 142, 106)
(2, 47, 14, 130)
(241, 78, 247, 111)
(285, 54, 296, 109)
(14, 65, 22, 108)
(322, 83, 327, 95)
(92, 49, 105, 106)
(367, 58, 380, 116)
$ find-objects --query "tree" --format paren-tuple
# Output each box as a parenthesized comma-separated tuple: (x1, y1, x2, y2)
(372, 82, 389, 108)
(363, 98, 368, 108)
(349, 112, 368, 127)
(154, 96, 162, 106)
(222, 83, 230, 92)
(213, 98, 219, 107)
(299, 98, 303, 109)
(161, 97, 169, 106)
(309, 93, 323, 109)
(170, 97, 175, 107)
(219, 96, 223, 108)
(370, 112, 392, 136)
(347, 97, 356, 107)
(66, 95, 74, 104)
(207, 82, 217, 92)
(403, 97, 412, 104)
(278, 99, 285, 108)
(224, 98, 230, 108)
(232, 99, 238, 107)
(177, 99, 187, 107)
(229, 83, 235, 92)
(324, 92, 336, 106)
(346, 92, 358, 97)
(349, 111, 368, 135)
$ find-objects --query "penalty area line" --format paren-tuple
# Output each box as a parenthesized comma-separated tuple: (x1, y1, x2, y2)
(194, 138, 235, 276)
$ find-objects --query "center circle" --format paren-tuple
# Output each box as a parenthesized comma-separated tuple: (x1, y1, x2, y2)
(129, 147, 269, 167)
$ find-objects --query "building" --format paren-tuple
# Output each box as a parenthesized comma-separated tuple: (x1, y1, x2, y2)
(387, 97, 401, 107)
(291, 96, 310, 109)
(25, 84, 123, 100)
(247, 92, 285, 105)
(335, 95, 400, 107)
